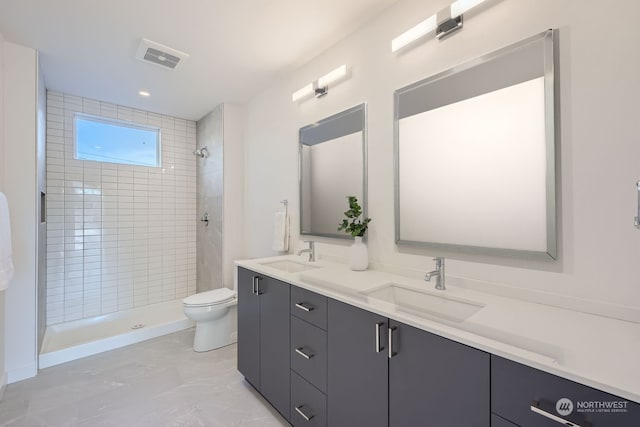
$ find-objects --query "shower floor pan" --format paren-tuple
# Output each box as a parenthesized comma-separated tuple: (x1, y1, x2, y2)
(39, 299, 194, 369)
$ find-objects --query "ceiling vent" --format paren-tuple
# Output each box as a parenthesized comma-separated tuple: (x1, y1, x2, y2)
(135, 38, 189, 70)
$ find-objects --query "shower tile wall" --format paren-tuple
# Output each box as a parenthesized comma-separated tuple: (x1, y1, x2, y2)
(45, 91, 197, 325)
(195, 105, 223, 293)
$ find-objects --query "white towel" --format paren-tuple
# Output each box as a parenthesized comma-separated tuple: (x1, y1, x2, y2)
(272, 211, 289, 252)
(0, 192, 15, 291)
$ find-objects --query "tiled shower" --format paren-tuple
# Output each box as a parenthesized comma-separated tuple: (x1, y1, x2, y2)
(45, 91, 197, 325)
(195, 105, 223, 294)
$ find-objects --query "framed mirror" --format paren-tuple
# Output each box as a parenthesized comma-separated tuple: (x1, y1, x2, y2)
(300, 103, 367, 239)
(394, 30, 557, 259)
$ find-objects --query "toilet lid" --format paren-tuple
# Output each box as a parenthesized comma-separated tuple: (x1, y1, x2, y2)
(183, 288, 236, 307)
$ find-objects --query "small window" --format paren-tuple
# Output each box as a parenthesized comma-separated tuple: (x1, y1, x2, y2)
(74, 113, 161, 167)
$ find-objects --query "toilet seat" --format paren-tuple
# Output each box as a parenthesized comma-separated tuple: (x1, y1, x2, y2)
(183, 288, 236, 308)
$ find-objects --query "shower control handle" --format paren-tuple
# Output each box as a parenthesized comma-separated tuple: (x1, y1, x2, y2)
(200, 212, 209, 227)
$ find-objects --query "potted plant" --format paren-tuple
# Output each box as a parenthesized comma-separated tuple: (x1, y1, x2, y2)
(338, 196, 372, 271)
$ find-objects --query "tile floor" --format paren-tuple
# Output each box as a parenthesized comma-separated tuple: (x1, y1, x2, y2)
(0, 329, 289, 426)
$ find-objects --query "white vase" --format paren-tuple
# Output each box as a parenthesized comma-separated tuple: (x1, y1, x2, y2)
(350, 236, 369, 271)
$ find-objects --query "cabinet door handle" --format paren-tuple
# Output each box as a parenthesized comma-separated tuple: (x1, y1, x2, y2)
(531, 401, 584, 427)
(375, 322, 384, 353)
(295, 405, 314, 421)
(295, 347, 314, 360)
(252, 276, 262, 295)
(388, 326, 397, 358)
(295, 302, 314, 312)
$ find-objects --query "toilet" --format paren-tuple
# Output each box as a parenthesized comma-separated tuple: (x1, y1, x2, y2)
(183, 287, 237, 352)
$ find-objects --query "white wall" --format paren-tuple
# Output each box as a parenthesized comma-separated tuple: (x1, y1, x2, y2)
(0, 33, 4, 191)
(3, 41, 38, 383)
(244, 0, 640, 321)
(0, 30, 5, 398)
(45, 92, 197, 325)
(222, 104, 245, 289)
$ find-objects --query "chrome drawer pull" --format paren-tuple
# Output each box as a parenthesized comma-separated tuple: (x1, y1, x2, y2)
(295, 405, 314, 421)
(388, 327, 397, 358)
(531, 401, 584, 427)
(295, 347, 314, 360)
(375, 322, 384, 353)
(295, 302, 314, 312)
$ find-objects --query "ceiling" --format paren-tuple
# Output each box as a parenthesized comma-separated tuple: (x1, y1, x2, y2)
(0, 0, 398, 121)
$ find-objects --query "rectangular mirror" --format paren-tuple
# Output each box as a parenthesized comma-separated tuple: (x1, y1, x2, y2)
(300, 103, 367, 239)
(394, 30, 557, 259)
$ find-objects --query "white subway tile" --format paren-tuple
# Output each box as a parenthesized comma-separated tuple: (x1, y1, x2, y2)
(46, 92, 196, 322)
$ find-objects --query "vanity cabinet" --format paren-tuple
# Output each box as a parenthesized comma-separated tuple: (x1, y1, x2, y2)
(327, 299, 490, 427)
(237, 267, 290, 420)
(237, 266, 640, 427)
(492, 355, 640, 427)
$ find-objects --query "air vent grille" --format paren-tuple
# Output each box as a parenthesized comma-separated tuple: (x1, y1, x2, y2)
(144, 47, 181, 69)
(136, 38, 189, 70)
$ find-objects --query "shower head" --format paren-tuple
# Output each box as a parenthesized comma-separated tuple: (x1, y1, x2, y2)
(193, 146, 209, 158)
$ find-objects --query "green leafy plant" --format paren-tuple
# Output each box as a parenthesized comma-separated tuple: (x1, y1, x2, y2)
(337, 196, 372, 238)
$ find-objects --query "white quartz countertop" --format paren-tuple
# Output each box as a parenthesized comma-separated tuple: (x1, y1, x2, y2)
(235, 255, 640, 404)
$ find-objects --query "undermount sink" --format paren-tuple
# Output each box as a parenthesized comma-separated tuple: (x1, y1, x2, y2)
(362, 283, 484, 323)
(260, 260, 320, 274)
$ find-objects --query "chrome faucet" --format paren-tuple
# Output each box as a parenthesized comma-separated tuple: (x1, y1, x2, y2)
(297, 241, 315, 262)
(425, 257, 445, 290)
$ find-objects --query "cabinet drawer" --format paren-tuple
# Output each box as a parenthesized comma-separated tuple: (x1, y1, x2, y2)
(291, 316, 327, 393)
(491, 414, 519, 427)
(291, 286, 327, 330)
(291, 371, 327, 427)
(492, 356, 640, 427)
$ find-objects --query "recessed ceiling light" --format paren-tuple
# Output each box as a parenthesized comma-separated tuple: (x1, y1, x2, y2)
(138, 90, 151, 97)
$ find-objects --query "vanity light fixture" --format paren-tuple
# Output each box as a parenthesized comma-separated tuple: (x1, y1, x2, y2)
(291, 84, 315, 103)
(391, 16, 437, 52)
(291, 64, 349, 103)
(391, 0, 488, 52)
(450, 0, 487, 17)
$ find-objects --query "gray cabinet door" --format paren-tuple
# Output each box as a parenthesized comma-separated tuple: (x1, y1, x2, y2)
(237, 267, 260, 387)
(388, 320, 490, 427)
(328, 299, 388, 427)
(259, 275, 291, 420)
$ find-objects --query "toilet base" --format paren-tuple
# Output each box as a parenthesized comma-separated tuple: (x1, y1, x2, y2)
(192, 307, 236, 352)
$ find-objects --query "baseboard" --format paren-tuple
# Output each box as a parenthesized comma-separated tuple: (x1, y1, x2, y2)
(0, 371, 7, 400)
(7, 362, 37, 384)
